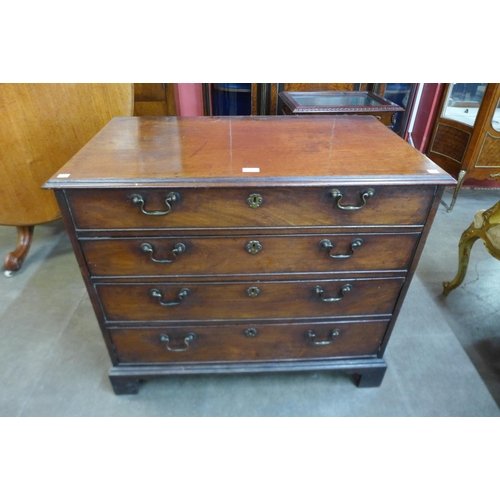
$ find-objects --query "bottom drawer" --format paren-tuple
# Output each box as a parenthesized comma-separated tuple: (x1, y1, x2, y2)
(109, 320, 390, 364)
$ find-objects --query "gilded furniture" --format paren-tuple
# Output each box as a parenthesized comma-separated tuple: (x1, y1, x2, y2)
(427, 83, 500, 212)
(0, 83, 134, 276)
(278, 91, 403, 128)
(443, 199, 500, 295)
(44, 115, 453, 395)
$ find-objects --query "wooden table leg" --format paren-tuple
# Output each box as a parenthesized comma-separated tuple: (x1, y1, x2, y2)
(4, 225, 35, 276)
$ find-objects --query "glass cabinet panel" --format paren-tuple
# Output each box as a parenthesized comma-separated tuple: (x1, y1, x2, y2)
(441, 83, 487, 127)
(289, 93, 382, 107)
(211, 83, 251, 115)
(492, 96, 500, 132)
(381, 83, 413, 135)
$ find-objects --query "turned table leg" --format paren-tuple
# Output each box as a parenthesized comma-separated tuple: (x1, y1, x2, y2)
(443, 223, 480, 295)
(4, 225, 35, 277)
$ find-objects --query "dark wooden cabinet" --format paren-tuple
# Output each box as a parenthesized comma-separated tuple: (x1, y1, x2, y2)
(133, 83, 177, 116)
(251, 83, 370, 116)
(278, 91, 403, 128)
(45, 116, 453, 394)
(249, 83, 417, 138)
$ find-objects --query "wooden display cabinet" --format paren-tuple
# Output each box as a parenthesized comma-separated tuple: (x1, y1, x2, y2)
(278, 91, 403, 128)
(251, 83, 370, 116)
(427, 83, 500, 211)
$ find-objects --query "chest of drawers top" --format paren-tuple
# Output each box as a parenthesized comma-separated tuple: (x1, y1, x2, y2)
(44, 115, 451, 190)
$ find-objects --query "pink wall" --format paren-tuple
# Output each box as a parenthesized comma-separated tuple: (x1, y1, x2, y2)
(174, 83, 204, 116)
(405, 84, 444, 152)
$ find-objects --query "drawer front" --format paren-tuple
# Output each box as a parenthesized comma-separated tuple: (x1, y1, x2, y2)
(67, 185, 434, 229)
(82, 232, 420, 277)
(110, 320, 390, 363)
(96, 278, 404, 322)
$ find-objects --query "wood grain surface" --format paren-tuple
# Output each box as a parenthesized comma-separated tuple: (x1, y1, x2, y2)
(45, 116, 452, 189)
(66, 185, 435, 229)
(110, 319, 390, 363)
(96, 278, 404, 322)
(1, 83, 133, 225)
(81, 232, 420, 277)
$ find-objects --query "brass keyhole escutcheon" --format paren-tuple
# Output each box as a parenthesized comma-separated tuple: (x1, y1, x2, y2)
(246, 240, 263, 254)
(244, 328, 258, 338)
(247, 193, 263, 209)
(246, 286, 261, 298)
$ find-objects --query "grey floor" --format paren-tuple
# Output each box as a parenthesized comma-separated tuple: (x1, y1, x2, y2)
(1, 188, 499, 416)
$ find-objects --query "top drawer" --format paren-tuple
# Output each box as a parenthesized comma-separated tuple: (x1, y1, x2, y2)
(65, 185, 435, 230)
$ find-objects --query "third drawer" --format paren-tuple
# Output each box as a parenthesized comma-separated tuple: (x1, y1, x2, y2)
(95, 277, 405, 322)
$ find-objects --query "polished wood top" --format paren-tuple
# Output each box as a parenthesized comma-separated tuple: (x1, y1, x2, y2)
(45, 116, 454, 189)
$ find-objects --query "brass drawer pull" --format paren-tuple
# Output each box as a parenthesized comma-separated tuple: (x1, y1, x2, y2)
(306, 329, 340, 345)
(320, 238, 363, 259)
(150, 287, 190, 306)
(329, 188, 375, 210)
(159, 333, 196, 352)
(140, 242, 186, 263)
(314, 284, 352, 302)
(131, 192, 181, 216)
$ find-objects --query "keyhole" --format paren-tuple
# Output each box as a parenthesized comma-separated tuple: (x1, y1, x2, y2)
(246, 286, 261, 298)
(246, 240, 263, 254)
(247, 193, 263, 209)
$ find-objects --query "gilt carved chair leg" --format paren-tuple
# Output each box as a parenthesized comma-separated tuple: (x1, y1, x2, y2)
(442, 223, 480, 295)
(4, 225, 35, 277)
(446, 169, 467, 213)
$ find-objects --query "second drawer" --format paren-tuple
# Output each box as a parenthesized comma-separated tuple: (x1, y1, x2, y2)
(81, 232, 420, 277)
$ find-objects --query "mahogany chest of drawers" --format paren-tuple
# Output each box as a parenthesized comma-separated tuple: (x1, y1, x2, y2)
(45, 116, 454, 394)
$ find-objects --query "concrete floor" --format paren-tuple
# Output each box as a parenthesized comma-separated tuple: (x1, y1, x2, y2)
(1, 187, 499, 416)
